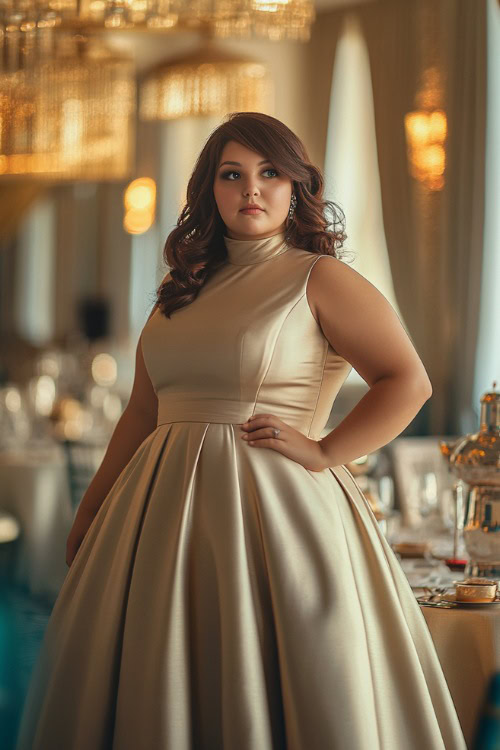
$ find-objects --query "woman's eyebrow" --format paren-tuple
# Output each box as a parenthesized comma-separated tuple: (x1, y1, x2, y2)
(218, 160, 272, 168)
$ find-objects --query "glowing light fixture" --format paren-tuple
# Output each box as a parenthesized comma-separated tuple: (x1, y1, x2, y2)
(0, 0, 315, 41)
(123, 176, 156, 234)
(0, 34, 136, 179)
(140, 41, 273, 121)
(404, 18, 447, 194)
(404, 99, 447, 191)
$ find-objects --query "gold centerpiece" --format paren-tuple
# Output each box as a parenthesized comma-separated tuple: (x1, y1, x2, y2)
(440, 384, 500, 577)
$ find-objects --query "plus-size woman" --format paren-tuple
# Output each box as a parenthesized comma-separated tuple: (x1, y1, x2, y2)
(16, 112, 466, 749)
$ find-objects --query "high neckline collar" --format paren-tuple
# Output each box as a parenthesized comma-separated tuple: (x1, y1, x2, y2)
(223, 231, 290, 266)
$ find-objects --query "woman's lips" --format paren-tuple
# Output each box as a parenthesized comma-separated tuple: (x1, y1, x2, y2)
(240, 208, 264, 214)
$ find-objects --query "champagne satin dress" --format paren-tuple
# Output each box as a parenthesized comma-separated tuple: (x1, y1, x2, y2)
(16, 231, 467, 749)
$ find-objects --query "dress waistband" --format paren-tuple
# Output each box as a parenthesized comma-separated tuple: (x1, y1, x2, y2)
(156, 394, 323, 439)
(157, 396, 256, 427)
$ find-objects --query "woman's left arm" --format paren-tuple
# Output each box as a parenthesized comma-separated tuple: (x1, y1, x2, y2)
(241, 256, 432, 471)
(311, 256, 432, 469)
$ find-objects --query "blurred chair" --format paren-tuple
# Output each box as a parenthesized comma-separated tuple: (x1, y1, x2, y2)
(60, 439, 105, 515)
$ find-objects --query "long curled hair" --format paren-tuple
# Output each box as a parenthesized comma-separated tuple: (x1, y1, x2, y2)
(155, 111, 350, 319)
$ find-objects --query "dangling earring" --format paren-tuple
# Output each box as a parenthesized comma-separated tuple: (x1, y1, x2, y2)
(288, 193, 297, 221)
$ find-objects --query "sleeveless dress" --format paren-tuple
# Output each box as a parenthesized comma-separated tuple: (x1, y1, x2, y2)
(15, 231, 467, 750)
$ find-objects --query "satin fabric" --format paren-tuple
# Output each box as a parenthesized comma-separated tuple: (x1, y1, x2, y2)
(16, 231, 467, 749)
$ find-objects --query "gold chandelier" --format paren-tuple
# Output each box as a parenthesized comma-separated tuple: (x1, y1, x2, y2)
(0, 34, 136, 180)
(0, 0, 313, 177)
(0, 0, 315, 41)
(140, 40, 273, 121)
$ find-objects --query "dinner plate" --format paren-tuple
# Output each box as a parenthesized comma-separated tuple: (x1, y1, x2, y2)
(442, 593, 500, 607)
(417, 593, 500, 609)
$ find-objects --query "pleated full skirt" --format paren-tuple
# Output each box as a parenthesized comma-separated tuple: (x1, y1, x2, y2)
(15, 423, 467, 750)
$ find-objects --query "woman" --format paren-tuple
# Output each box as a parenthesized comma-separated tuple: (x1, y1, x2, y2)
(16, 111, 466, 749)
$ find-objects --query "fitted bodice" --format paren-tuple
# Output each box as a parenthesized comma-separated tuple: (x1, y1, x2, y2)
(141, 231, 352, 440)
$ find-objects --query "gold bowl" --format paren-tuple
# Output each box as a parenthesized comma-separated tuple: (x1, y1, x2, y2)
(455, 582, 497, 602)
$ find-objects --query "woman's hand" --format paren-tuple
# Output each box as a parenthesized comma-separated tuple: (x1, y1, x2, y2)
(240, 413, 329, 472)
(65, 507, 97, 568)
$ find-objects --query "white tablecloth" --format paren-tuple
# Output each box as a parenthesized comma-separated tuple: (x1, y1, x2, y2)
(0, 444, 74, 601)
(419, 602, 500, 748)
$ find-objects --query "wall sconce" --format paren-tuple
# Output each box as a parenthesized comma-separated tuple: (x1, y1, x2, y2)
(123, 177, 156, 234)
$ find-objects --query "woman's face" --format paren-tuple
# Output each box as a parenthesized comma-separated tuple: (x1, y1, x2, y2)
(213, 140, 293, 240)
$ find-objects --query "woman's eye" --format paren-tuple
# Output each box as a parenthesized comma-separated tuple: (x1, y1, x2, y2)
(221, 168, 278, 180)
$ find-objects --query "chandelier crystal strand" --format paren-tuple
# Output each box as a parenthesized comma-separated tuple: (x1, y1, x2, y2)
(0, 0, 314, 39)
(0, 32, 136, 179)
(139, 41, 274, 121)
(180, 0, 315, 41)
(0, 0, 70, 73)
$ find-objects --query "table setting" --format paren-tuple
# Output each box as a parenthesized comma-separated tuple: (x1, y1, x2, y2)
(0, 346, 120, 600)
(345, 383, 500, 747)
(414, 578, 500, 749)
(387, 384, 500, 748)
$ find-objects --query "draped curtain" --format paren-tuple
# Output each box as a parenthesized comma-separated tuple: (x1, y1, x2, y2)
(306, 10, 346, 169)
(359, 0, 487, 434)
(0, 183, 46, 244)
(440, 0, 488, 433)
(0, 183, 46, 346)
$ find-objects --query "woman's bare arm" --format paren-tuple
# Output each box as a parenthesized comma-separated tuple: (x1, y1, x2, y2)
(306, 257, 432, 468)
(75, 276, 170, 519)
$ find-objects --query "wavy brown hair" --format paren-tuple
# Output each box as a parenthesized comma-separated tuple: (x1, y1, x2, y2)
(154, 111, 350, 319)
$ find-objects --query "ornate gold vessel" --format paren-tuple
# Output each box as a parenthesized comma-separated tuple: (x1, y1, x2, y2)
(440, 384, 500, 577)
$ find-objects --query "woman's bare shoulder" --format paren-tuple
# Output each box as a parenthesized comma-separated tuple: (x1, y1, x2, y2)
(306, 254, 431, 387)
(308, 253, 368, 287)
(306, 254, 368, 324)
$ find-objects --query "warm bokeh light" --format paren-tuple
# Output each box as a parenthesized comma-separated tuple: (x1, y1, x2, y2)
(123, 209, 155, 234)
(103, 392, 123, 421)
(404, 108, 448, 191)
(91, 353, 118, 387)
(124, 178, 156, 212)
(123, 177, 156, 234)
(28, 375, 57, 417)
(4, 388, 22, 413)
(36, 354, 62, 379)
(59, 397, 83, 421)
(0, 514, 20, 543)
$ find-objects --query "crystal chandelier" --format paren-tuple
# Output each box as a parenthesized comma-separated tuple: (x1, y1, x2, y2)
(0, 0, 315, 41)
(140, 40, 274, 121)
(0, 33, 136, 180)
(0, 0, 313, 176)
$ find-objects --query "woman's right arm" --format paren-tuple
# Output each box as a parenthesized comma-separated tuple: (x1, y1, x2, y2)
(66, 275, 170, 565)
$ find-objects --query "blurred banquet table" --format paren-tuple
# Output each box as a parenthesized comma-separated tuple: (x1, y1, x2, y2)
(396, 547, 497, 748)
(0, 443, 74, 602)
(0, 442, 497, 747)
(417, 600, 500, 749)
